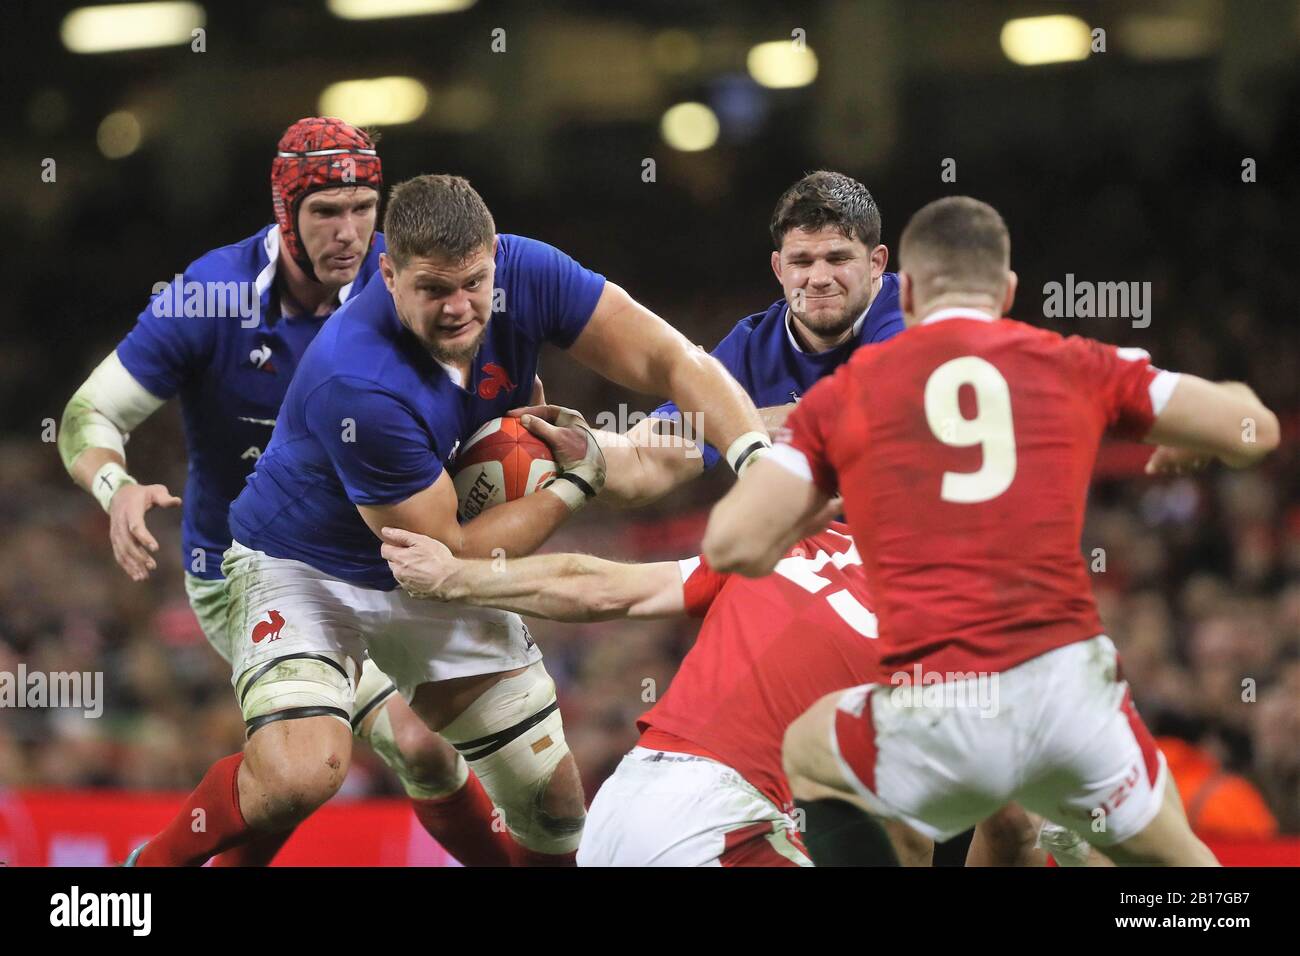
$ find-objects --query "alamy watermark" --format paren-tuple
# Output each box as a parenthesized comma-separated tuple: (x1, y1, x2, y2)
(888, 664, 999, 717)
(590, 404, 704, 458)
(1, 665, 103, 718)
(151, 277, 261, 328)
(1043, 274, 1151, 328)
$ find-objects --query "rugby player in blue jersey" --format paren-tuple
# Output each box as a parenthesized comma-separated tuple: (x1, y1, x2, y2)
(561, 170, 903, 505)
(125, 173, 770, 866)
(59, 119, 516, 867)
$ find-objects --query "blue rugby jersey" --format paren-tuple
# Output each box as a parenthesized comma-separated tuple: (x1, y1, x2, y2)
(228, 234, 606, 590)
(653, 273, 903, 468)
(115, 225, 385, 580)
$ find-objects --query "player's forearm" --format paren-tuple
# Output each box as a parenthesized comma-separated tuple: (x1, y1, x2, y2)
(1213, 382, 1279, 467)
(455, 486, 575, 559)
(59, 353, 164, 494)
(439, 552, 636, 622)
(593, 422, 704, 508)
(67, 446, 125, 493)
(1148, 376, 1279, 469)
(662, 347, 767, 467)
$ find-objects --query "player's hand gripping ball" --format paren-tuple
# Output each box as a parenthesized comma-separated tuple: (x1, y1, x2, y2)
(451, 416, 557, 521)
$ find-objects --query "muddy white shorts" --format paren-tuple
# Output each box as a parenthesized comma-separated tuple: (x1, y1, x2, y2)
(223, 540, 543, 700)
(830, 635, 1167, 847)
(577, 747, 811, 867)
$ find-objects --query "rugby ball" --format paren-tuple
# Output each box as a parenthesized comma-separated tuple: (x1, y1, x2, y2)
(452, 416, 556, 521)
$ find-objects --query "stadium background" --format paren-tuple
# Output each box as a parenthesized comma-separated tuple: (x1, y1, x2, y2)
(1, 0, 1297, 865)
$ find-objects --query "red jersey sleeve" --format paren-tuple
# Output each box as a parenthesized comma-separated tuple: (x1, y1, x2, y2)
(677, 555, 730, 618)
(776, 368, 845, 496)
(1063, 337, 1179, 441)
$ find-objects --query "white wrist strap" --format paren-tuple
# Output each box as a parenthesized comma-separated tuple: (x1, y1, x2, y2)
(92, 461, 136, 513)
(725, 430, 772, 477)
(542, 474, 590, 513)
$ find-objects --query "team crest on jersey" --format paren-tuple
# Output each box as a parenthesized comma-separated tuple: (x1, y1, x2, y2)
(478, 363, 514, 400)
(249, 344, 277, 373)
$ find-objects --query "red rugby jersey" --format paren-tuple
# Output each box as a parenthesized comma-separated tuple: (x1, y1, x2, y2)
(638, 524, 879, 811)
(776, 311, 1178, 678)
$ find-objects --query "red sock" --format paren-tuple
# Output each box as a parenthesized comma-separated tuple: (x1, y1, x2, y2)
(211, 826, 296, 867)
(410, 771, 514, 867)
(136, 753, 255, 867)
(509, 845, 577, 867)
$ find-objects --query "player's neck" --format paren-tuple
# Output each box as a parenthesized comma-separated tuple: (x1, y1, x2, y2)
(908, 294, 1001, 327)
(277, 247, 341, 317)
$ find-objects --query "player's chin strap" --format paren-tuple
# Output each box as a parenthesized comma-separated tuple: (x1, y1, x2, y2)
(725, 430, 773, 477)
(538, 407, 607, 513)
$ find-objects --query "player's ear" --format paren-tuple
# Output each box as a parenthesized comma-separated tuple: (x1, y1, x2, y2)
(1002, 271, 1018, 317)
(379, 252, 397, 292)
(898, 271, 915, 322)
(770, 249, 782, 285)
(871, 243, 889, 278)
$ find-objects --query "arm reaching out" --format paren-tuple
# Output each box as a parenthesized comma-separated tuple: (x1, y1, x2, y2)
(380, 528, 686, 621)
(1144, 376, 1279, 470)
(566, 283, 769, 476)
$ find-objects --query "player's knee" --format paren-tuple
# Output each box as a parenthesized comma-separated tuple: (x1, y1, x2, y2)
(538, 753, 586, 826)
(244, 718, 352, 828)
(437, 662, 585, 854)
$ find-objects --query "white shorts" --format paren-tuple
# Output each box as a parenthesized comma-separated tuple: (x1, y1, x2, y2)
(223, 540, 543, 700)
(577, 747, 811, 867)
(830, 635, 1167, 847)
(186, 569, 403, 728)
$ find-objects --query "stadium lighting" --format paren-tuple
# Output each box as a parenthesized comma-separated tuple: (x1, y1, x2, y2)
(327, 0, 476, 20)
(1000, 15, 1092, 66)
(319, 77, 429, 126)
(97, 111, 143, 159)
(660, 102, 719, 152)
(61, 2, 205, 54)
(746, 40, 819, 89)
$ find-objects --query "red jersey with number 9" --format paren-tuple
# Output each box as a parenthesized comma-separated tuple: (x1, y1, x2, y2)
(777, 311, 1179, 679)
(637, 523, 879, 811)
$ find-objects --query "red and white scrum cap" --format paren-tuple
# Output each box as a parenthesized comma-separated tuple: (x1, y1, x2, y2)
(270, 116, 383, 278)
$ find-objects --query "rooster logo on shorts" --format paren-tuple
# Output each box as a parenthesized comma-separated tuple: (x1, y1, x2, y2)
(251, 610, 286, 644)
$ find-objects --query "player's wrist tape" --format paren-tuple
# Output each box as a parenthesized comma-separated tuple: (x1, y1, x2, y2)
(91, 461, 137, 512)
(542, 473, 596, 512)
(725, 431, 772, 477)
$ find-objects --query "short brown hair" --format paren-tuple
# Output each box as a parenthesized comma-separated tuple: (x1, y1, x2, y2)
(898, 196, 1010, 301)
(383, 174, 495, 268)
(769, 171, 881, 250)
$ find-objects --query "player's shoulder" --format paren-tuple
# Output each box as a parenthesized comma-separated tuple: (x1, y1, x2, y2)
(714, 298, 787, 351)
(295, 285, 404, 388)
(494, 232, 568, 272)
(183, 225, 276, 283)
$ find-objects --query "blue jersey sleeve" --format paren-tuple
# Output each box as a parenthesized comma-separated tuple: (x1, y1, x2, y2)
(308, 377, 445, 506)
(115, 272, 218, 399)
(510, 236, 606, 348)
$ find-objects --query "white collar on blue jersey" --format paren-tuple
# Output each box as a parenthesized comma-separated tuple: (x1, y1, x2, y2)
(783, 303, 872, 355)
(920, 307, 998, 325)
(255, 224, 361, 306)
